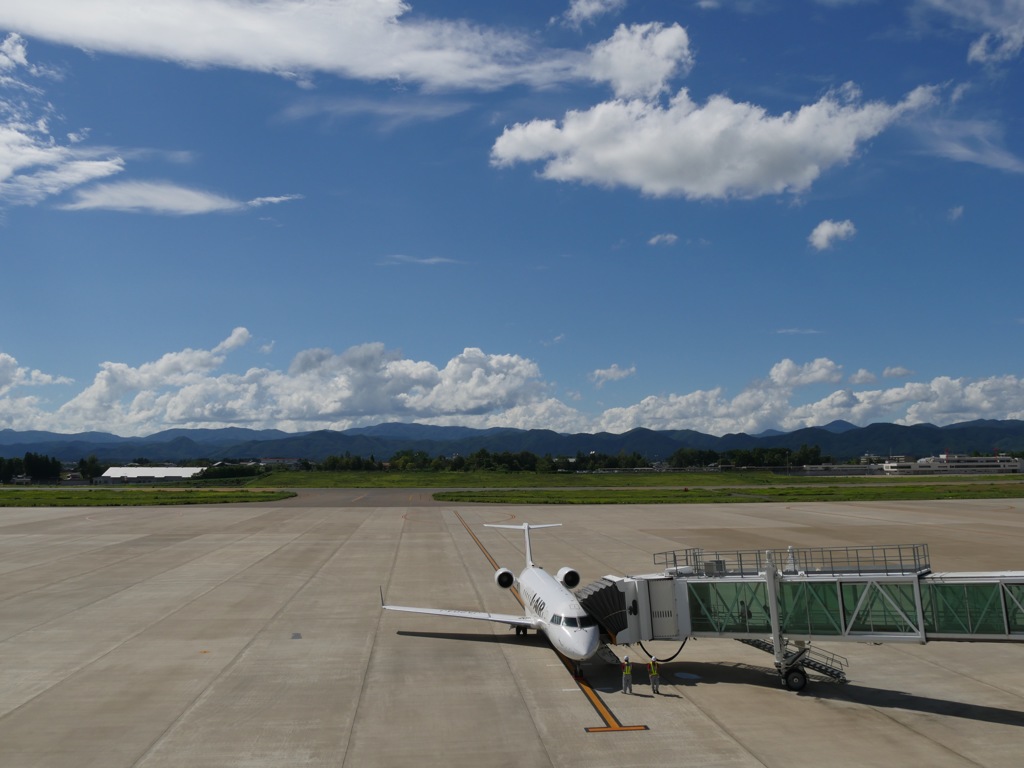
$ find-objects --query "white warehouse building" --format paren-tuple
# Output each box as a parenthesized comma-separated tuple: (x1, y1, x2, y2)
(99, 467, 206, 484)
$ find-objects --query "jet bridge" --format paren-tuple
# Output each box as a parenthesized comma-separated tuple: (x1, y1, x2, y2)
(578, 543, 1024, 691)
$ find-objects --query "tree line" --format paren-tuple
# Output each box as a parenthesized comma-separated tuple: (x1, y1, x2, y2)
(667, 444, 826, 468)
(7, 444, 1020, 484)
(0, 453, 111, 483)
(316, 448, 652, 473)
(1, 454, 274, 485)
(0, 453, 63, 483)
(314, 445, 824, 472)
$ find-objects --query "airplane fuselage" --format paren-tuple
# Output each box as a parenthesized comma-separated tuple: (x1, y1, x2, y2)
(382, 522, 601, 665)
(516, 566, 600, 661)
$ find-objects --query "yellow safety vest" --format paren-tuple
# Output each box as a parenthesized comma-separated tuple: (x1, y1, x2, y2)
(648, 661, 659, 675)
(622, 662, 632, 674)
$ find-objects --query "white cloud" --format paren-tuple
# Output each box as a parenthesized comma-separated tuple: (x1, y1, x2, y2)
(0, 31, 29, 72)
(4, 340, 1024, 436)
(587, 23, 693, 99)
(594, 357, 848, 434)
(59, 181, 300, 215)
(428, 397, 586, 433)
(901, 374, 1024, 424)
(769, 358, 843, 388)
(884, 366, 914, 378)
(596, 385, 787, 435)
(281, 96, 471, 131)
(399, 348, 546, 414)
(916, 0, 1024, 63)
(247, 194, 303, 208)
(916, 118, 1024, 173)
(849, 368, 877, 385)
(969, 28, 1024, 64)
(0, 352, 72, 397)
(0, 0, 587, 91)
(595, 363, 1024, 434)
(0, 331, 555, 435)
(214, 327, 252, 354)
(0, 35, 126, 207)
(492, 82, 937, 199)
(0, 31, 57, 79)
(648, 233, 678, 246)
(808, 218, 857, 250)
(562, 0, 627, 28)
(590, 363, 636, 388)
(0, 148, 126, 207)
(58, 181, 239, 214)
(378, 254, 459, 266)
(1, 36, 296, 213)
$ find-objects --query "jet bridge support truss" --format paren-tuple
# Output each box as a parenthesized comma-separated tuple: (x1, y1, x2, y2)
(578, 543, 1024, 691)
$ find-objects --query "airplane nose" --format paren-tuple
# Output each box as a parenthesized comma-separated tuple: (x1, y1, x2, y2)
(567, 627, 600, 660)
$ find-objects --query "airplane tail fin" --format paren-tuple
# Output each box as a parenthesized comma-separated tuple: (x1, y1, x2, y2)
(484, 522, 560, 567)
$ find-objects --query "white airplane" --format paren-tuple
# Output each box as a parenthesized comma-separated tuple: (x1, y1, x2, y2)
(382, 523, 600, 669)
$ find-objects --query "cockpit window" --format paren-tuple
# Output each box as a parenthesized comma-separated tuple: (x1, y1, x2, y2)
(562, 616, 579, 627)
(578, 615, 597, 627)
(550, 615, 562, 625)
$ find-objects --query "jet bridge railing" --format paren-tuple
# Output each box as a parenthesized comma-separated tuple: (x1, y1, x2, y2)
(586, 544, 1024, 692)
(654, 543, 931, 578)
(584, 553, 1024, 674)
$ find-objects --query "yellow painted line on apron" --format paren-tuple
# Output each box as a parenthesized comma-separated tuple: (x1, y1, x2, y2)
(454, 509, 525, 607)
(554, 653, 648, 733)
(452, 510, 648, 734)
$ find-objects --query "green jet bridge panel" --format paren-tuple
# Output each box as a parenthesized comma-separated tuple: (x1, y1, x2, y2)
(577, 543, 1024, 691)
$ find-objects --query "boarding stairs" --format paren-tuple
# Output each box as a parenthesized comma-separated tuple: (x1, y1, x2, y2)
(736, 638, 848, 682)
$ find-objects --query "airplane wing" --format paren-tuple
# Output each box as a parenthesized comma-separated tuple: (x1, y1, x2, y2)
(382, 603, 539, 629)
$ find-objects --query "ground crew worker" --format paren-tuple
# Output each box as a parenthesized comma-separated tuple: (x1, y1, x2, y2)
(648, 656, 660, 694)
(621, 655, 633, 694)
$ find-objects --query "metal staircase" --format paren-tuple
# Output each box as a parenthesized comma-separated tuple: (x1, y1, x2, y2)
(737, 638, 848, 683)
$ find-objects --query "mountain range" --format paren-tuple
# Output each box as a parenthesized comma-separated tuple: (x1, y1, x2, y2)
(2, 420, 1023, 464)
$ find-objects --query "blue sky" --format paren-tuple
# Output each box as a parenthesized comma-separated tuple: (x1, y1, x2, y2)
(1, 0, 1023, 437)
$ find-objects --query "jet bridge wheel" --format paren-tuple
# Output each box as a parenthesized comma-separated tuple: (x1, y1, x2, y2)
(783, 668, 808, 692)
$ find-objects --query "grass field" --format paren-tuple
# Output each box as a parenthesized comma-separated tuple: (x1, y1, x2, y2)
(251, 469, 1024, 504)
(4, 471, 1023, 506)
(0, 488, 296, 507)
(432, 481, 1024, 504)
(249, 469, 1024, 489)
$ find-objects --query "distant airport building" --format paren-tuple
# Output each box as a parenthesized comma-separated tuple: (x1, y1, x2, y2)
(260, 458, 303, 470)
(882, 454, 1024, 475)
(99, 466, 205, 484)
(798, 463, 882, 476)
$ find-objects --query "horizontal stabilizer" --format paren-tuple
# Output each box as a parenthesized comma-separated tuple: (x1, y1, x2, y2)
(484, 522, 561, 567)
